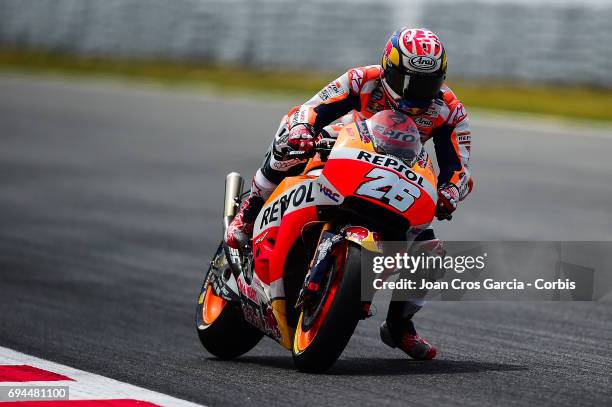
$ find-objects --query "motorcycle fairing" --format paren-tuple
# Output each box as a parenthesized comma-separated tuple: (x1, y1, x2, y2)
(237, 174, 345, 349)
(234, 121, 438, 350)
(235, 271, 283, 341)
(322, 127, 438, 228)
(252, 175, 344, 287)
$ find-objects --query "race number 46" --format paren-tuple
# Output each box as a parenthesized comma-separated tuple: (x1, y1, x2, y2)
(356, 168, 421, 212)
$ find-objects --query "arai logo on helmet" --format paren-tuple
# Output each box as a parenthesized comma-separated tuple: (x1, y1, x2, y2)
(408, 56, 438, 72)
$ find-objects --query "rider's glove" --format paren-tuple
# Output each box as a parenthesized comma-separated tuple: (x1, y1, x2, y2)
(287, 124, 316, 158)
(435, 183, 460, 221)
(314, 128, 336, 159)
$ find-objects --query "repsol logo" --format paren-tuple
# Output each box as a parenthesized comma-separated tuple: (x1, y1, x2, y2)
(408, 56, 438, 72)
(259, 182, 315, 229)
(372, 124, 418, 142)
(357, 151, 424, 186)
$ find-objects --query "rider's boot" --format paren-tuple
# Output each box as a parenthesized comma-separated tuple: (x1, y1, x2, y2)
(380, 319, 437, 360)
(225, 170, 276, 249)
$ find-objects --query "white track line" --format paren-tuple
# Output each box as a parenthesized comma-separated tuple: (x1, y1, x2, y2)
(0, 346, 203, 406)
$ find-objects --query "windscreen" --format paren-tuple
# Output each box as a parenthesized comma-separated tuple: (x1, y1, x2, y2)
(365, 110, 423, 166)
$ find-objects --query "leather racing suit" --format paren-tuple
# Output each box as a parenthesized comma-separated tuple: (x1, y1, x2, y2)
(260, 65, 472, 201)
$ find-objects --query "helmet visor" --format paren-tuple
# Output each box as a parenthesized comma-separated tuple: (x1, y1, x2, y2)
(384, 67, 444, 103)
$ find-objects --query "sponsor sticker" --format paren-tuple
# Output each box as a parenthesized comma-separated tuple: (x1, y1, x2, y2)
(318, 81, 344, 101)
(237, 276, 260, 304)
(407, 55, 439, 72)
(253, 178, 343, 236)
(356, 150, 424, 186)
(240, 301, 281, 340)
(450, 103, 467, 125)
(328, 147, 438, 202)
(272, 159, 300, 170)
(417, 148, 429, 169)
(414, 117, 434, 127)
(350, 69, 364, 93)
(317, 182, 340, 202)
(254, 230, 269, 244)
(457, 134, 471, 144)
(356, 120, 372, 143)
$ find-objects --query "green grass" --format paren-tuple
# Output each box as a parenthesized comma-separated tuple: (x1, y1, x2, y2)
(0, 49, 329, 96)
(1, 49, 611, 122)
(451, 81, 612, 123)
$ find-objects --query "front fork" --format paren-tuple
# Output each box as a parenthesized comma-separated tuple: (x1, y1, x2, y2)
(296, 223, 384, 314)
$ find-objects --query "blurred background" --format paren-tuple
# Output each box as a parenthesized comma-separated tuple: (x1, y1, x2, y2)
(0, 2, 611, 406)
(1, 0, 612, 120)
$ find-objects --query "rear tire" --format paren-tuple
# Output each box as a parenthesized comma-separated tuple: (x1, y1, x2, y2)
(292, 242, 363, 373)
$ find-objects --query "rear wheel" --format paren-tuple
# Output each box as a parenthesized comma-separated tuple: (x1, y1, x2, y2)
(292, 242, 363, 372)
(195, 251, 263, 359)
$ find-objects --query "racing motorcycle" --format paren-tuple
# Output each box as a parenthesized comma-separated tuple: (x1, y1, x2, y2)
(195, 109, 438, 372)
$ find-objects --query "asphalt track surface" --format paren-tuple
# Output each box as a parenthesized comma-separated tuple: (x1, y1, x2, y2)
(1, 76, 611, 406)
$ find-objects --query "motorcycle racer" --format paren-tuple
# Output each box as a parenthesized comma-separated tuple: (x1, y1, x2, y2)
(226, 28, 473, 361)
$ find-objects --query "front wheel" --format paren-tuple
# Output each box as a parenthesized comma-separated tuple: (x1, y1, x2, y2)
(292, 242, 364, 373)
(195, 246, 263, 359)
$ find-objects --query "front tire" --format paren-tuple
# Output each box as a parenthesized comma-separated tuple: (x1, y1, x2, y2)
(195, 256, 263, 359)
(292, 242, 363, 373)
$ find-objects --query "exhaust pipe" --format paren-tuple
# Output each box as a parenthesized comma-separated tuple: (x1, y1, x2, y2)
(223, 172, 244, 231)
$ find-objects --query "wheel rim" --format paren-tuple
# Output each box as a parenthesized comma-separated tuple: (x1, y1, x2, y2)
(293, 243, 347, 354)
(202, 283, 226, 326)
